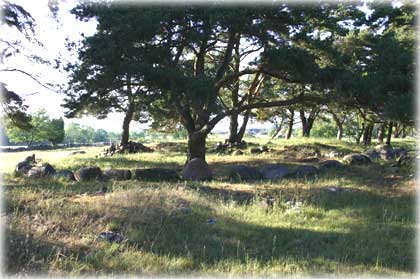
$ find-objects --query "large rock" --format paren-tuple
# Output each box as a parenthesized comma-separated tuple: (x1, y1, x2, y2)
(393, 147, 408, 158)
(249, 148, 262, 154)
(103, 169, 132, 180)
(259, 164, 289, 180)
(15, 161, 32, 174)
(229, 165, 262, 180)
(363, 149, 380, 160)
(27, 163, 56, 178)
(319, 160, 344, 171)
(134, 168, 179, 181)
(74, 167, 103, 181)
(342, 154, 371, 165)
(55, 170, 76, 181)
(182, 158, 212, 181)
(375, 145, 395, 160)
(15, 154, 36, 174)
(293, 165, 318, 178)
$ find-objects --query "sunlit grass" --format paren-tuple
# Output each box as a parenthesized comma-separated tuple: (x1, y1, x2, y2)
(2, 137, 417, 275)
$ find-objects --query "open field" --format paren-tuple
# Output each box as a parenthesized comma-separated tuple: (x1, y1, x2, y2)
(1, 138, 417, 276)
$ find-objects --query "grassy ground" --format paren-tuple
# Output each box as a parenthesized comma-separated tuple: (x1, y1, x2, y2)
(1, 137, 417, 276)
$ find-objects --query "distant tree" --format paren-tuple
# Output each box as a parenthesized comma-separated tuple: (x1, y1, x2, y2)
(93, 129, 109, 143)
(46, 117, 65, 145)
(6, 109, 64, 146)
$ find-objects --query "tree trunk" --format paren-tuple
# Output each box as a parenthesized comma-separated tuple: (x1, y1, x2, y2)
(236, 109, 251, 143)
(401, 125, 407, 138)
(393, 123, 401, 138)
(228, 112, 239, 143)
(187, 132, 207, 162)
(377, 122, 386, 143)
(271, 118, 284, 139)
(120, 102, 134, 145)
(356, 123, 365, 144)
(336, 124, 343, 140)
(330, 111, 343, 140)
(285, 109, 294, 140)
(363, 123, 373, 145)
(386, 121, 393, 146)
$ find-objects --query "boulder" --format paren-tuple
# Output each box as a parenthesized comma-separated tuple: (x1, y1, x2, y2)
(231, 150, 244, 156)
(249, 148, 262, 154)
(70, 150, 86, 155)
(342, 154, 371, 165)
(259, 164, 289, 180)
(55, 170, 76, 181)
(27, 167, 42, 178)
(27, 163, 55, 178)
(363, 149, 380, 160)
(74, 167, 103, 182)
(182, 158, 212, 181)
(292, 165, 318, 178)
(261, 145, 269, 152)
(229, 165, 262, 180)
(393, 147, 408, 158)
(134, 168, 179, 181)
(40, 163, 56, 176)
(15, 161, 32, 174)
(319, 160, 344, 171)
(378, 145, 395, 160)
(103, 169, 132, 180)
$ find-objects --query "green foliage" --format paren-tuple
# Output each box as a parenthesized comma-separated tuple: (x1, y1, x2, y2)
(6, 109, 65, 146)
(311, 119, 337, 138)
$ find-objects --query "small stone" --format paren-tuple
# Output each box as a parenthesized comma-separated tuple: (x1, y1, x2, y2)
(98, 231, 124, 243)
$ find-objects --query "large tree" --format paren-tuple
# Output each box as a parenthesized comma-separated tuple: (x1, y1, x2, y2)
(67, 3, 370, 161)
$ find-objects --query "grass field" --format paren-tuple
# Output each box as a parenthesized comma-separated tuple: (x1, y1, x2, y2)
(1, 137, 417, 276)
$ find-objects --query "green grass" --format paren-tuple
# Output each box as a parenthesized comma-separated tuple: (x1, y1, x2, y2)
(1, 137, 417, 276)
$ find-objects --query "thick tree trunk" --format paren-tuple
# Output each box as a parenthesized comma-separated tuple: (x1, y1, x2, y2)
(236, 110, 250, 143)
(228, 112, 239, 143)
(393, 123, 401, 138)
(120, 102, 134, 145)
(300, 109, 316, 137)
(363, 123, 373, 145)
(330, 111, 343, 140)
(386, 121, 393, 146)
(285, 109, 294, 140)
(356, 123, 365, 144)
(401, 125, 407, 138)
(377, 122, 386, 143)
(187, 132, 207, 162)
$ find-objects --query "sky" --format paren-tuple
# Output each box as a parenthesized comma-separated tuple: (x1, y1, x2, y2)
(1, 0, 378, 134)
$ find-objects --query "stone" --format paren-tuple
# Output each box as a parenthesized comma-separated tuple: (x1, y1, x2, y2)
(393, 147, 408, 158)
(74, 167, 103, 182)
(319, 160, 344, 171)
(379, 146, 395, 160)
(70, 150, 86, 155)
(326, 151, 339, 158)
(27, 163, 56, 178)
(250, 147, 262, 154)
(228, 165, 262, 180)
(55, 170, 76, 181)
(27, 167, 42, 178)
(103, 169, 132, 180)
(363, 149, 380, 160)
(134, 168, 179, 181)
(99, 231, 124, 243)
(40, 163, 56, 176)
(15, 161, 32, 174)
(231, 150, 244, 156)
(182, 158, 212, 181)
(259, 164, 289, 180)
(261, 145, 269, 152)
(293, 165, 318, 178)
(342, 154, 371, 165)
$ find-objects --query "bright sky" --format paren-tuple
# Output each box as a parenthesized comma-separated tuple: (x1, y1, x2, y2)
(1, 0, 379, 134)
